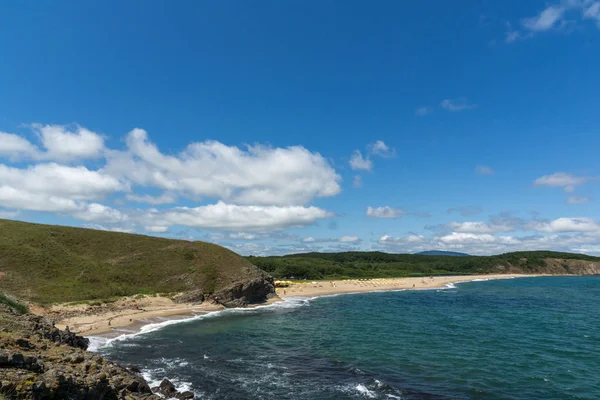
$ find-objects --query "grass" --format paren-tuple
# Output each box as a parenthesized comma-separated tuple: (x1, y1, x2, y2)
(247, 250, 600, 280)
(0, 293, 29, 314)
(0, 219, 265, 305)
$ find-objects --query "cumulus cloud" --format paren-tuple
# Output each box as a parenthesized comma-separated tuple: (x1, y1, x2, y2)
(0, 124, 341, 231)
(32, 124, 105, 161)
(567, 196, 591, 204)
(105, 128, 341, 206)
(527, 217, 600, 233)
(475, 165, 494, 175)
(440, 97, 477, 112)
(0, 163, 126, 203)
(71, 203, 127, 223)
(138, 202, 334, 231)
(446, 221, 515, 234)
(378, 230, 600, 256)
(352, 175, 363, 188)
(349, 150, 372, 172)
(367, 206, 405, 219)
(533, 172, 592, 192)
(0, 132, 39, 159)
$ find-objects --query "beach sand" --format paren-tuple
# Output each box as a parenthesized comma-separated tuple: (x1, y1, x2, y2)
(275, 274, 540, 299)
(49, 296, 225, 336)
(48, 274, 540, 337)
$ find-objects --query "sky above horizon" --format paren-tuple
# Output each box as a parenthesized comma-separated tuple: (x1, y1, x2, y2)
(1, 1, 600, 256)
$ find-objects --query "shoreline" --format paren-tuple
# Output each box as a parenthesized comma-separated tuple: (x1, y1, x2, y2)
(49, 274, 542, 338)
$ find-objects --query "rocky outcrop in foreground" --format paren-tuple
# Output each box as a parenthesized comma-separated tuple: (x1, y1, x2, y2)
(0, 304, 191, 399)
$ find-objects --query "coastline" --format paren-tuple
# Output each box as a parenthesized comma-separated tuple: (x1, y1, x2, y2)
(49, 274, 541, 338)
(275, 273, 542, 299)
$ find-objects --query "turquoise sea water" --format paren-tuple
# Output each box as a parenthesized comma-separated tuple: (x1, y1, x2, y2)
(94, 277, 600, 399)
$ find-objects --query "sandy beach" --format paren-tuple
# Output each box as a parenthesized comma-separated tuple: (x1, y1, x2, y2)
(47, 274, 540, 336)
(275, 274, 541, 299)
(48, 296, 226, 336)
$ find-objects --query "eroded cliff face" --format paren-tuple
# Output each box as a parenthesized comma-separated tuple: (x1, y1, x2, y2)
(212, 271, 276, 308)
(490, 259, 600, 275)
(0, 305, 164, 400)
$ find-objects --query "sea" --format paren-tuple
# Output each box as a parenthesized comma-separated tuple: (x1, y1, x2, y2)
(90, 277, 600, 400)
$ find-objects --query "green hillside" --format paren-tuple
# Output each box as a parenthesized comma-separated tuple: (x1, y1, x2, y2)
(247, 250, 600, 280)
(0, 219, 269, 305)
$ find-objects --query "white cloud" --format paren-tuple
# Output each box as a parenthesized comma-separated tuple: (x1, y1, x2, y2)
(349, 150, 372, 171)
(352, 175, 363, 188)
(567, 196, 591, 204)
(476, 165, 494, 175)
(339, 235, 360, 243)
(126, 192, 177, 205)
(32, 123, 105, 161)
(415, 107, 433, 116)
(302, 237, 315, 243)
(229, 232, 258, 240)
(0, 186, 80, 212)
(447, 221, 515, 233)
(533, 172, 591, 192)
(71, 203, 127, 223)
(528, 217, 600, 233)
(523, 5, 566, 31)
(105, 128, 340, 206)
(140, 201, 334, 231)
(0, 163, 126, 202)
(507, 1, 600, 43)
(368, 140, 396, 158)
(0, 132, 39, 159)
(439, 232, 519, 245)
(83, 223, 135, 233)
(144, 225, 169, 233)
(367, 206, 405, 219)
(440, 97, 477, 112)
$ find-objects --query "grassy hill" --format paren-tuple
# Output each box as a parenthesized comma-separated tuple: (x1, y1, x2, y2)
(247, 250, 600, 280)
(0, 219, 271, 305)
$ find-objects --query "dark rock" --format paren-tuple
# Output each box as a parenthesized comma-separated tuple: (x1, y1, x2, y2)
(152, 378, 178, 397)
(176, 390, 195, 399)
(172, 289, 204, 304)
(213, 274, 275, 307)
(127, 364, 142, 373)
(16, 338, 32, 348)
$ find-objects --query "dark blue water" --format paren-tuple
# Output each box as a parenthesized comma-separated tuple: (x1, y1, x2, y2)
(93, 277, 600, 399)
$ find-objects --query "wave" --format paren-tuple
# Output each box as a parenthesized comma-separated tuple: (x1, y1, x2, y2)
(87, 296, 312, 352)
(355, 383, 377, 398)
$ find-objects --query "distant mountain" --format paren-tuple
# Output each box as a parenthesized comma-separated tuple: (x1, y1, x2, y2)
(415, 250, 470, 257)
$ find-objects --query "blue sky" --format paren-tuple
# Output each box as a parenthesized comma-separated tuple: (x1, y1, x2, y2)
(1, 0, 600, 255)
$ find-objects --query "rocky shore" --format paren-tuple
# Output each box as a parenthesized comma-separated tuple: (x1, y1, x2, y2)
(0, 303, 191, 399)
